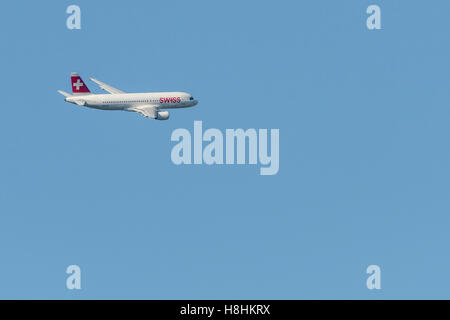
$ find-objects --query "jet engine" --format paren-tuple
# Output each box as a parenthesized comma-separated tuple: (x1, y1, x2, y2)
(156, 111, 170, 120)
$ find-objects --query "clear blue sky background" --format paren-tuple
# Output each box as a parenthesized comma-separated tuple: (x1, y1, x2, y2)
(1, 0, 450, 299)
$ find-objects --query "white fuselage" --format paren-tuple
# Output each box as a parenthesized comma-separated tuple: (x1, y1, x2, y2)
(65, 91, 198, 111)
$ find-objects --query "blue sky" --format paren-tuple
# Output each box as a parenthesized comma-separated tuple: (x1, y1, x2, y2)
(1, 0, 450, 299)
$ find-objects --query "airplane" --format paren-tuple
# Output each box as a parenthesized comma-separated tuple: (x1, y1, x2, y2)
(57, 73, 198, 120)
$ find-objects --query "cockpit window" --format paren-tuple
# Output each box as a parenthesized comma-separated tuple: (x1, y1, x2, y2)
(190, 97, 194, 101)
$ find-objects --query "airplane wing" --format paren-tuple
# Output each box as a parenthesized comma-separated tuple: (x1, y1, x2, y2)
(89, 78, 125, 94)
(128, 105, 158, 119)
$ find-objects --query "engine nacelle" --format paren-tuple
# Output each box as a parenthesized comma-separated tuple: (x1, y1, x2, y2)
(156, 111, 170, 120)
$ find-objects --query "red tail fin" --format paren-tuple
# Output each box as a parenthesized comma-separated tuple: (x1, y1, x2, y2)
(71, 72, 91, 95)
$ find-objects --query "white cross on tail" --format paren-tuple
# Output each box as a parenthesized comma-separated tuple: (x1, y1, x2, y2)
(73, 79, 84, 91)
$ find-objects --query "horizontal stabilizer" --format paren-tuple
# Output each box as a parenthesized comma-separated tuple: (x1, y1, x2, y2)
(57, 90, 72, 98)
